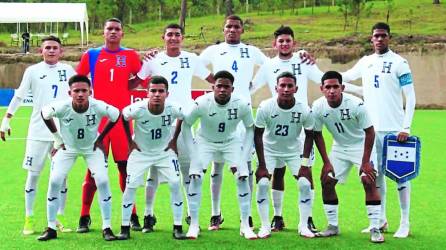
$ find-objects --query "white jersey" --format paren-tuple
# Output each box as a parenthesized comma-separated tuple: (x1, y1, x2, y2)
(185, 93, 254, 142)
(252, 52, 323, 104)
(342, 50, 413, 132)
(312, 93, 373, 149)
(255, 98, 314, 157)
(43, 98, 120, 152)
(15, 62, 75, 141)
(122, 100, 183, 153)
(137, 51, 210, 112)
(200, 42, 267, 103)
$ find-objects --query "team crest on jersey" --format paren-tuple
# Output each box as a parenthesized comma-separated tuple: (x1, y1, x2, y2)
(227, 108, 238, 120)
(290, 112, 302, 123)
(339, 109, 351, 120)
(240, 48, 250, 58)
(116, 55, 127, 67)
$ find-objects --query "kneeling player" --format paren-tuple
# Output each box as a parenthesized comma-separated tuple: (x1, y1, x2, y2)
(183, 71, 256, 240)
(254, 72, 316, 238)
(38, 75, 119, 241)
(116, 76, 186, 240)
(312, 71, 384, 243)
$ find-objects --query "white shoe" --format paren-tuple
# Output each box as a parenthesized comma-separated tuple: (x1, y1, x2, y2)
(361, 221, 388, 234)
(393, 224, 410, 238)
(299, 226, 315, 238)
(56, 218, 73, 233)
(370, 228, 385, 243)
(257, 226, 271, 239)
(240, 226, 257, 240)
(186, 225, 200, 239)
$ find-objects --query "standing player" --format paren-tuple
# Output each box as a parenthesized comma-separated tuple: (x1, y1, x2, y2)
(38, 75, 120, 241)
(183, 71, 256, 239)
(342, 22, 416, 238)
(312, 71, 384, 243)
(131, 23, 213, 231)
(199, 15, 268, 229)
(76, 17, 142, 232)
(117, 76, 187, 240)
(0, 36, 75, 235)
(254, 72, 316, 238)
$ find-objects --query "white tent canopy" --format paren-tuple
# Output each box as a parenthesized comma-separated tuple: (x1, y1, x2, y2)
(0, 3, 89, 47)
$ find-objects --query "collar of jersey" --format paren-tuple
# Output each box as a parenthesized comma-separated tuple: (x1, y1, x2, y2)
(43, 61, 59, 68)
(102, 46, 125, 53)
(374, 49, 392, 58)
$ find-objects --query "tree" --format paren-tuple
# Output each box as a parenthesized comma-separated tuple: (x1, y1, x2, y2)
(179, 0, 187, 32)
(433, 0, 440, 4)
(337, 0, 351, 32)
(225, 0, 234, 16)
(385, 0, 394, 23)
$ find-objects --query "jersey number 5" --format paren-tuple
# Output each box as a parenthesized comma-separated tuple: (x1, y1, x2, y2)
(374, 75, 379, 88)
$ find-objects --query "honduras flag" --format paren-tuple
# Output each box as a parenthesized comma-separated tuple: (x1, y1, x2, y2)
(383, 134, 421, 183)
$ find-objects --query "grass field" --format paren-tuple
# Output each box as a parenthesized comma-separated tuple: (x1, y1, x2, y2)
(0, 107, 445, 249)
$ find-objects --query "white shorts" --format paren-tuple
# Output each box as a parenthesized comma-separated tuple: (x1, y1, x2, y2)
(190, 136, 248, 178)
(51, 149, 108, 181)
(265, 154, 302, 176)
(127, 149, 180, 188)
(174, 125, 191, 165)
(235, 123, 254, 162)
(329, 146, 378, 184)
(22, 140, 52, 172)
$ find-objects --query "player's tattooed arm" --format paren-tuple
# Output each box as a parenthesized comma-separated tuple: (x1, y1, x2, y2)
(254, 126, 270, 182)
(360, 126, 376, 183)
(313, 130, 335, 184)
(166, 119, 183, 155)
(122, 115, 141, 153)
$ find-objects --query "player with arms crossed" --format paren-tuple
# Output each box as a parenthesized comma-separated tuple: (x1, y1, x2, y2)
(312, 71, 383, 243)
(130, 23, 213, 231)
(183, 71, 256, 240)
(116, 76, 187, 240)
(38, 75, 120, 241)
(0, 36, 75, 235)
(76, 17, 142, 232)
(342, 22, 416, 238)
(254, 72, 315, 238)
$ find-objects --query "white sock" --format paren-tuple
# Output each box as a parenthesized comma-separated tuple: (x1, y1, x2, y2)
(397, 181, 411, 225)
(145, 170, 158, 216)
(210, 162, 224, 216)
(169, 180, 184, 225)
(376, 173, 387, 225)
(180, 160, 191, 216)
(188, 176, 203, 227)
(297, 178, 312, 228)
(96, 177, 112, 229)
(323, 204, 339, 227)
(271, 189, 284, 216)
(57, 178, 68, 215)
(256, 178, 270, 228)
(237, 177, 251, 227)
(47, 173, 63, 230)
(366, 205, 381, 229)
(122, 187, 137, 226)
(247, 161, 254, 217)
(310, 189, 315, 217)
(25, 170, 40, 217)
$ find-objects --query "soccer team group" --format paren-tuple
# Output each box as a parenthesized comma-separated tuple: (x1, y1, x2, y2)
(0, 15, 416, 243)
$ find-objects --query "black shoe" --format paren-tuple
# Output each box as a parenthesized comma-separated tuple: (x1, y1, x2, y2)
(130, 214, 142, 231)
(271, 216, 285, 232)
(248, 216, 254, 229)
(185, 215, 191, 225)
(172, 225, 187, 240)
(117, 225, 130, 240)
(77, 215, 91, 233)
(208, 214, 224, 230)
(102, 227, 116, 241)
(307, 216, 318, 233)
(37, 227, 57, 241)
(142, 215, 157, 233)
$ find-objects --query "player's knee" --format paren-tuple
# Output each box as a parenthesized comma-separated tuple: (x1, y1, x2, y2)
(361, 175, 375, 189)
(297, 177, 311, 193)
(257, 177, 269, 193)
(93, 175, 109, 188)
(273, 167, 286, 179)
(168, 179, 181, 192)
(321, 178, 336, 190)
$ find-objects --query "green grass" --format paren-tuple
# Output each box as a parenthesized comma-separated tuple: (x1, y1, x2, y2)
(0, 107, 445, 249)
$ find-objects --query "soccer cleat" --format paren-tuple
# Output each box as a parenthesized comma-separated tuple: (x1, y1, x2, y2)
(37, 227, 57, 241)
(172, 225, 187, 240)
(208, 214, 224, 231)
(316, 225, 339, 237)
(307, 216, 318, 233)
(186, 225, 200, 239)
(130, 214, 142, 231)
(56, 215, 73, 233)
(117, 225, 130, 240)
(185, 215, 191, 225)
(240, 225, 258, 240)
(361, 221, 388, 233)
(393, 224, 410, 238)
(299, 226, 316, 238)
(257, 226, 271, 239)
(23, 216, 35, 235)
(271, 216, 285, 232)
(76, 215, 91, 233)
(142, 214, 157, 233)
(370, 228, 385, 243)
(102, 227, 117, 241)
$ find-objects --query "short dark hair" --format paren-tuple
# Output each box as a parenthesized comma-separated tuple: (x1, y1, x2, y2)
(164, 23, 184, 35)
(41, 35, 62, 46)
(69, 74, 91, 87)
(224, 15, 243, 27)
(104, 17, 122, 27)
(276, 71, 296, 84)
(321, 71, 343, 85)
(149, 76, 169, 91)
(214, 70, 234, 84)
(372, 22, 390, 34)
(274, 25, 294, 38)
